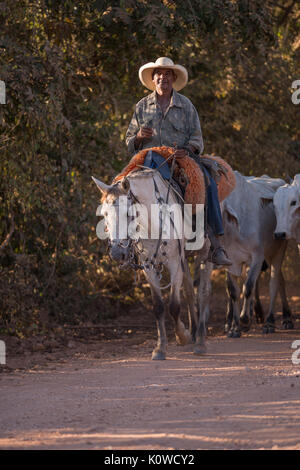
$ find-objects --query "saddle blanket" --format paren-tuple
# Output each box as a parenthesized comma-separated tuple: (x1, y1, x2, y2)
(114, 146, 236, 208)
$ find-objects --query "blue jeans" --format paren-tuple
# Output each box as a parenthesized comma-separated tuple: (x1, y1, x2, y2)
(202, 167, 224, 236)
(144, 150, 224, 236)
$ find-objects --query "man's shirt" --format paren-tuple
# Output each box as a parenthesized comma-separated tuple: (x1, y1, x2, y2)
(126, 90, 204, 156)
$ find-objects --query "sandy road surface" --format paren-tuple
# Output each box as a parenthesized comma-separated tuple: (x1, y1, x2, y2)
(1, 326, 300, 450)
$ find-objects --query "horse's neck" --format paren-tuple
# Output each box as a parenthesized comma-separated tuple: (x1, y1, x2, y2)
(129, 173, 169, 207)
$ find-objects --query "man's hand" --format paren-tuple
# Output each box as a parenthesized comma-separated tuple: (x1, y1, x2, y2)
(137, 127, 153, 139)
(135, 127, 153, 148)
(173, 145, 198, 159)
(173, 148, 188, 159)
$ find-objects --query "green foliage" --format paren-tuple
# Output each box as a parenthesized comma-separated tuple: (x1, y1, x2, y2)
(0, 0, 299, 334)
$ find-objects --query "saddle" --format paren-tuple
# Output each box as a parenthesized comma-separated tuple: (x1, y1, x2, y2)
(114, 146, 236, 211)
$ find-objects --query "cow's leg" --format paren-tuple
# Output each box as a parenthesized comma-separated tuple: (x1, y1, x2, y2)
(254, 272, 265, 324)
(240, 261, 262, 330)
(145, 270, 167, 360)
(225, 297, 233, 333)
(226, 272, 241, 338)
(169, 262, 191, 346)
(279, 271, 293, 329)
(263, 243, 287, 334)
(194, 261, 213, 354)
(262, 265, 278, 334)
(182, 259, 197, 342)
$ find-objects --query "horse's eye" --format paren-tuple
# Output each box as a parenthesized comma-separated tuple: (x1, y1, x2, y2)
(291, 200, 297, 206)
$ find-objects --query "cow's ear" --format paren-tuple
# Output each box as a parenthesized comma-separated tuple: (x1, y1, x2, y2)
(224, 204, 239, 229)
(293, 174, 300, 188)
(260, 197, 273, 208)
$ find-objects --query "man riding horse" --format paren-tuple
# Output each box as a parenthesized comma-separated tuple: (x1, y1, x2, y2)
(125, 57, 232, 266)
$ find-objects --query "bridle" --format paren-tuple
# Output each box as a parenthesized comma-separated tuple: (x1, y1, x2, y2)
(106, 164, 185, 288)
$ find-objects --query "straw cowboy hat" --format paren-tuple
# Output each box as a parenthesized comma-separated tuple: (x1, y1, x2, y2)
(138, 57, 188, 92)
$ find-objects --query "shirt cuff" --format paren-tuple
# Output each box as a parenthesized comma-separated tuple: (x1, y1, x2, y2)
(188, 139, 204, 155)
(127, 136, 137, 156)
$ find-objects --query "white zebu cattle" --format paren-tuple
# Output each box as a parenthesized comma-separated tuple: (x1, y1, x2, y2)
(273, 174, 300, 245)
(221, 172, 293, 336)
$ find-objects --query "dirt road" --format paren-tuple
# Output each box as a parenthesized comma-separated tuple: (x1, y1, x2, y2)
(1, 320, 300, 449)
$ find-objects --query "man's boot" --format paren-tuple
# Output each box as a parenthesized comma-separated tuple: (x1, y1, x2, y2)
(207, 230, 232, 266)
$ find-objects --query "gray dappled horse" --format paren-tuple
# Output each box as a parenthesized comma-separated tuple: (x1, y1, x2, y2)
(92, 168, 211, 359)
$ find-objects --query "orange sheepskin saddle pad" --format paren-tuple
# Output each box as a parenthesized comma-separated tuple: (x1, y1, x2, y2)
(114, 146, 236, 207)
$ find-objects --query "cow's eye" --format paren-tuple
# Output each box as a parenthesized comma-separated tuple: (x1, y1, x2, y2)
(291, 200, 297, 206)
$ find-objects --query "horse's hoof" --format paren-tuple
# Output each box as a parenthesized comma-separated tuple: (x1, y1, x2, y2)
(262, 324, 275, 334)
(194, 344, 207, 355)
(241, 324, 250, 332)
(255, 315, 264, 325)
(175, 332, 191, 346)
(240, 315, 251, 331)
(227, 329, 241, 338)
(151, 350, 166, 360)
(224, 324, 230, 334)
(282, 320, 294, 330)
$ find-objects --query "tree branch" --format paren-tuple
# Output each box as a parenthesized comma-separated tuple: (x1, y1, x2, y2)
(0, 214, 15, 253)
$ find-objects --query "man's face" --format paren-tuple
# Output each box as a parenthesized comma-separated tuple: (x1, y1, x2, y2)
(152, 68, 176, 95)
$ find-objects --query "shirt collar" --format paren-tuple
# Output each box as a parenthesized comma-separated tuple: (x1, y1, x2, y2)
(147, 90, 182, 107)
(170, 90, 182, 108)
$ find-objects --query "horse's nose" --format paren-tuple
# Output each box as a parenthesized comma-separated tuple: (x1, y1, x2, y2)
(274, 232, 286, 240)
(110, 244, 127, 263)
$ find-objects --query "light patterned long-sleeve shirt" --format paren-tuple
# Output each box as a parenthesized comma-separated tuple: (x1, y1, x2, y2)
(125, 90, 204, 156)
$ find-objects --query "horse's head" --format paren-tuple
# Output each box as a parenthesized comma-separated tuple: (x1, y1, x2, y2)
(92, 176, 131, 264)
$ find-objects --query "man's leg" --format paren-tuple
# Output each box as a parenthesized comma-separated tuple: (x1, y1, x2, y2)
(205, 173, 232, 266)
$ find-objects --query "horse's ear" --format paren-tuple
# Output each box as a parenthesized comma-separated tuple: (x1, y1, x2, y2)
(121, 177, 130, 193)
(91, 176, 111, 194)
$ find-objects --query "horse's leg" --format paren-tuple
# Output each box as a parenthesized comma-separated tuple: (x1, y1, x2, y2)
(194, 261, 213, 354)
(168, 258, 191, 346)
(182, 259, 197, 342)
(144, 270, 167, 360)
(226, 272, 241, 338)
